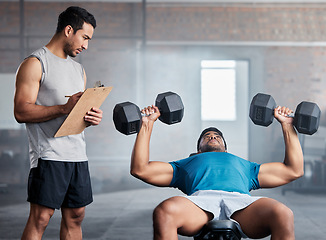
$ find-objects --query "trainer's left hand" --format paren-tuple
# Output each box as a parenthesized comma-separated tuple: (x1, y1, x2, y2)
(84, 107, 103, 126)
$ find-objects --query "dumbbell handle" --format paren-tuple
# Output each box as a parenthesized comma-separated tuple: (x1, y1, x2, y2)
(273, 107, 295, 118)
(141, 112, 154, 118)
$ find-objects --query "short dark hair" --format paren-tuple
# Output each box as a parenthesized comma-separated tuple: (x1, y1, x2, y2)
(197, 127, 227, 151)
(56, 6, 96, 34)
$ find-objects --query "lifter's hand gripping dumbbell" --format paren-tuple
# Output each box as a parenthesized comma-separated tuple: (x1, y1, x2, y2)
(141, 105, 161, 125)
(249, 93, 321, 135)
(113, 92, 184, 135)
(273, 106, 295, 126)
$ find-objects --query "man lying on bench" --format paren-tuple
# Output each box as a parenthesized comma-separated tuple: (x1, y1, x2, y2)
(130, 105, 303, 240)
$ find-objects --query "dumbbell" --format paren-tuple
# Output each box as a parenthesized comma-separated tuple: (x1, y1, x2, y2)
(113, 91, 184, 135)
(249, 93, 321, 135)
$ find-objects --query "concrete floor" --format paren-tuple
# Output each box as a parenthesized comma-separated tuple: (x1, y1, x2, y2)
(0, 186, 326, 240)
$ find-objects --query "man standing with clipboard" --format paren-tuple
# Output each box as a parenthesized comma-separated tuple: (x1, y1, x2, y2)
(14, 6, 103, 240)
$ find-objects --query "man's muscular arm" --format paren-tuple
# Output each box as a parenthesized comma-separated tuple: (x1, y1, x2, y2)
(258, 106, 304, 188)
(14, 57, 82, 123)
(130, 105, 174, 187)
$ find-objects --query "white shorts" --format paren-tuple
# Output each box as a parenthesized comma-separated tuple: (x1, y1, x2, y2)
(185, 190, 263, 238)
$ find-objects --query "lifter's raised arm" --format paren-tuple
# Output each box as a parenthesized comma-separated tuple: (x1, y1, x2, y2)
(130, 105, 174, 187)
(258, 106, 304, 188)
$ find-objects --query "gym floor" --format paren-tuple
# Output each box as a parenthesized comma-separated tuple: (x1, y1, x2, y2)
(0, 186, 325, 240)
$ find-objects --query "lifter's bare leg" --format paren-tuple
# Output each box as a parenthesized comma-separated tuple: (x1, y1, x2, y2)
(153, 196, 213, 240)
(231, 198, 294, 240)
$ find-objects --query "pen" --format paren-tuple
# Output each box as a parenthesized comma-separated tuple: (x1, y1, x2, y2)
(65, 95, 72, 98)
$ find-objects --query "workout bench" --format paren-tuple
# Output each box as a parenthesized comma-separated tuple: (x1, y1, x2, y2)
(194, 219, 242, 240)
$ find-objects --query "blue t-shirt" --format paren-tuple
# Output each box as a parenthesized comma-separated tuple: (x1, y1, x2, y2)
(169, 152, 261, 195)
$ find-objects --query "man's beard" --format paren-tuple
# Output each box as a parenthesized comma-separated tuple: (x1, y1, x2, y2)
(200, 143, 224, 153)
(63, 41, 76, 58)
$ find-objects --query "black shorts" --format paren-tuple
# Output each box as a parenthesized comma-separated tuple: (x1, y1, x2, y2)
(27, 159, 93, 209)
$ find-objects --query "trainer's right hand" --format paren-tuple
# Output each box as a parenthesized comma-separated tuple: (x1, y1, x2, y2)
(63, 92, 83, 114)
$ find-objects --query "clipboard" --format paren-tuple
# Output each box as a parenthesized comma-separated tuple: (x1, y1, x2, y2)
(54, 86, 113, 137)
